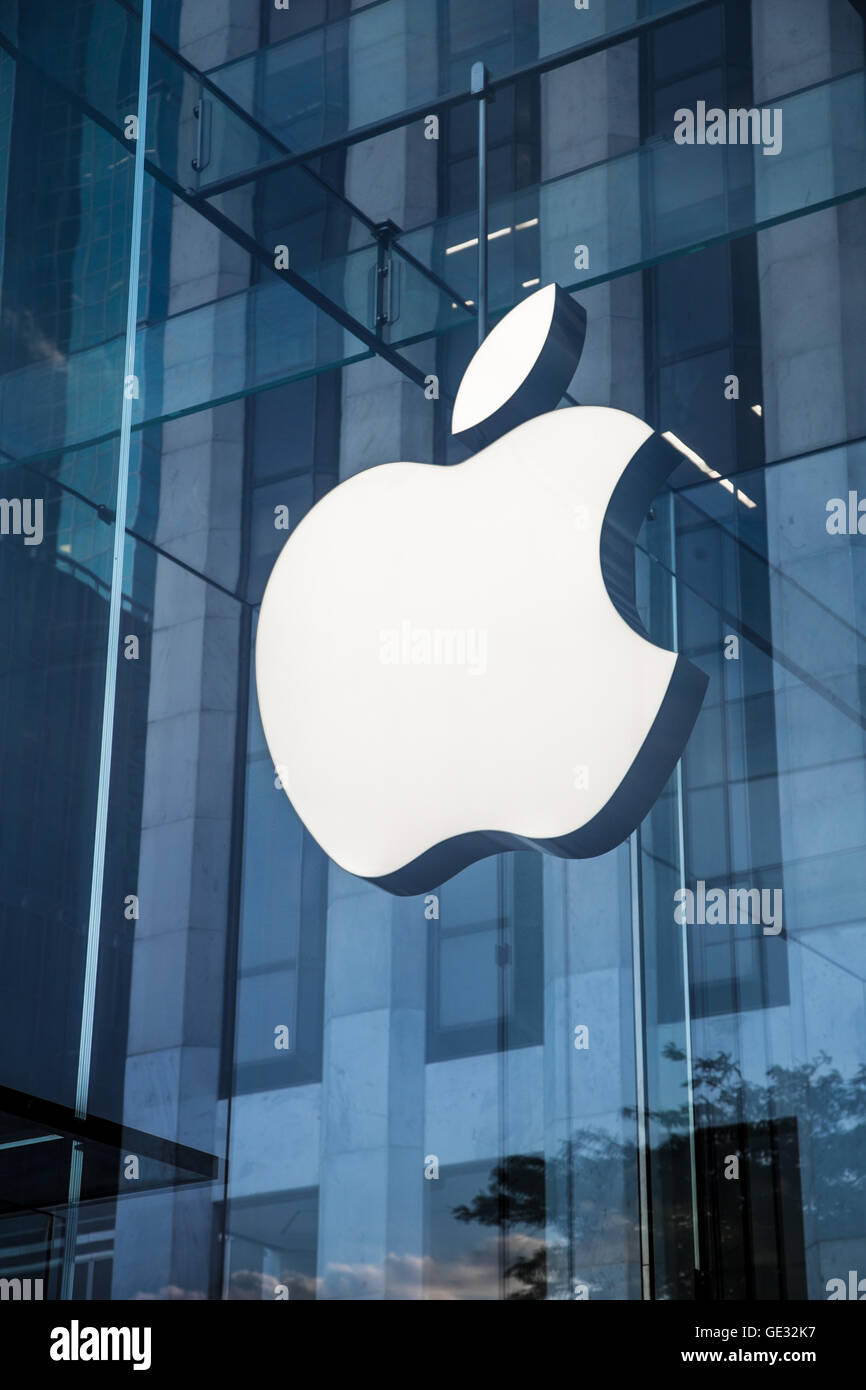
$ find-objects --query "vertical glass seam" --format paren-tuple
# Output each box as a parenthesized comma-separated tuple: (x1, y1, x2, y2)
(72, 0, 153, 1125)
(629, 830, 651, 1299)
(61, 0, 153, 1304)
(669, 488, 701, 1277)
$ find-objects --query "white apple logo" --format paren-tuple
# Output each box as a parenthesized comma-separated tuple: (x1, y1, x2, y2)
(256, 284, 708, 895)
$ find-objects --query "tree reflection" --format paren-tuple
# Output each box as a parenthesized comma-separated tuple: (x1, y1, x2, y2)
(453, 1050, 866, 1299)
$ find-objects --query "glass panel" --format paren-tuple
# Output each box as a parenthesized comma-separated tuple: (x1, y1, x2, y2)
(399, 68, 866, 319)
(206, 0, 705, 159)
(0, 19, 133, 1113)
(0, 252, 374, 464)
(233, 658, 328, 1095)
(636, 431, 866, 1296)
(2, 0, 865, 1309)
(91, 531, 241, 1296)
(0, 0, 284, 191)
(222, 1190, 318, 1300)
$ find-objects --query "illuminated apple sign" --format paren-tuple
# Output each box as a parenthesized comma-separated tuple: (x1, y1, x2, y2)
(256, 283, 708, 895)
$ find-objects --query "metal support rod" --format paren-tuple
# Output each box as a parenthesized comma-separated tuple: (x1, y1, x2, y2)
(471, 62, 488, 345)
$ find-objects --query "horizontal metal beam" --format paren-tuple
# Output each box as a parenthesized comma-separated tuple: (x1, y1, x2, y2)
(0, 1083, 219, 1181)
(195, 0, 717, 200)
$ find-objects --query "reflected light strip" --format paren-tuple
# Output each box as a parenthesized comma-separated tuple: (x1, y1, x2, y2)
(446, 226, 512, 254)
(445, 236, 478, 255)
(522, 278, 541, 288)
(446, 221, 537, 254)
(662, 430, 757, 509)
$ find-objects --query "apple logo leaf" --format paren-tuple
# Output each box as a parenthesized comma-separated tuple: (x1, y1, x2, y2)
(256, 283, 708, 897)
(452, 282, 586, 444)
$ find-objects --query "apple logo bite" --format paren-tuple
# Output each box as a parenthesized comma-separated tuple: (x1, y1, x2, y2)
(256, 283, 708, 896)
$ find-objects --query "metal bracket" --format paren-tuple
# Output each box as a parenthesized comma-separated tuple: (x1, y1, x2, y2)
(372, 219, 402, 333)
(470, 61, 488, 97)
(191, 94, 211, 174)
(471, 63, 490, 344)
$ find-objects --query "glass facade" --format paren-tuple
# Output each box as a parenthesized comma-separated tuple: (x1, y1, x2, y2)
(0, 0, 864, 1302)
